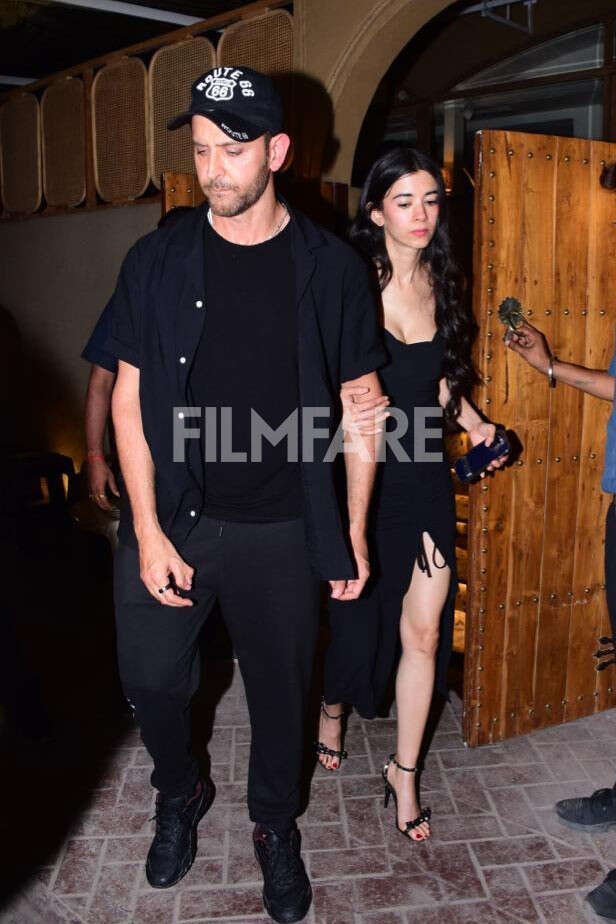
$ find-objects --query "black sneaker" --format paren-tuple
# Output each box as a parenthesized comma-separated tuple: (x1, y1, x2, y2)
(253, 824, 312, 924)
(555, 786, 616, 832)
(587, 869, 616, 920)
(146, 778, 215, 888)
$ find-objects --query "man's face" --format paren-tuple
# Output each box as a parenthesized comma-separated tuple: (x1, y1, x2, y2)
(192, 115, 271, 217)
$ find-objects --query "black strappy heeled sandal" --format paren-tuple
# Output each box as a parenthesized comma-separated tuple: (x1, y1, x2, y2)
(314, 699, 348, 771)
(382, 753, 431, 841)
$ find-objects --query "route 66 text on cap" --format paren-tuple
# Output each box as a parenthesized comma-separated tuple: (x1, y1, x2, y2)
(167, 66, 284, 142)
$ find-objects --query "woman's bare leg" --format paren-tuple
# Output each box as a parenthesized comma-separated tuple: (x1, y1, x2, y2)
(386, 531, 450, 840)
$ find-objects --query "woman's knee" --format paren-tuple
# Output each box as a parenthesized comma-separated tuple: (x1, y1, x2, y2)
(401, 620, 440, 657)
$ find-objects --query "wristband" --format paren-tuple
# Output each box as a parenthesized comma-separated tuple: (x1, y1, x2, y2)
(87, 450, 105, 460)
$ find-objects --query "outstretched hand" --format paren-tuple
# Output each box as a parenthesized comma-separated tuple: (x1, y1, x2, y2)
(505, 320, 551, 374)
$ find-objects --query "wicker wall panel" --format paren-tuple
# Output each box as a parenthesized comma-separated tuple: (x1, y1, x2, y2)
(148, 38, 215, 190)
(41, 78, 86, 208)
(0, 93, 41, 214)
(217, 10, 294, 75)
(92, 58, 149, 202)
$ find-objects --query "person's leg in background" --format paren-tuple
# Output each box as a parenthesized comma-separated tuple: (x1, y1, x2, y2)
(217, 517, 320, 923)
(113, 517, 221, 888)
(555, 497, 616, 919)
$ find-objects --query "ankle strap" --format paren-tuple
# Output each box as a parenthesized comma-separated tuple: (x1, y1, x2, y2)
(389, 753, 419, 773)
(321, 698, 345, 721)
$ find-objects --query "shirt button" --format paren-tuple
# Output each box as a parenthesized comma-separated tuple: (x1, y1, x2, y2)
(189, 509, 196, 517)
(195, 299, 203, 308)
(178, 412, 184, 419)
(179, 356, 186, 364)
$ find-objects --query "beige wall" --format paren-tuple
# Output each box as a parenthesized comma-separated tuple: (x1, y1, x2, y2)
(296, 0, 452, 182)
(0, 202, 160, 463)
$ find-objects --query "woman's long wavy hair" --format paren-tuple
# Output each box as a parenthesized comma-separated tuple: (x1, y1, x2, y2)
(350, 146, 479, 424)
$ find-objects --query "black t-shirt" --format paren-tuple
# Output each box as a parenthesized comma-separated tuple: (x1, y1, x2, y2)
(189, 215, 303, 522)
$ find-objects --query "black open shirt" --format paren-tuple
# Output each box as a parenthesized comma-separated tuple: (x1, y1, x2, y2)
(107, 199, 387, 580)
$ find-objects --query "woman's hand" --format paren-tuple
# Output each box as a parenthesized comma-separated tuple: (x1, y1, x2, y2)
(505, 321, 551, 374)
(341, 384, 390, 435)
(467, 421, 508, 474)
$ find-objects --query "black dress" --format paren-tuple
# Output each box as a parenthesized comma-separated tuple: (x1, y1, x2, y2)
(324, 328, 458, 717)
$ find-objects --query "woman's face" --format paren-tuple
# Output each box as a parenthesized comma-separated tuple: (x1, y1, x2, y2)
(370, 169, 440, 252)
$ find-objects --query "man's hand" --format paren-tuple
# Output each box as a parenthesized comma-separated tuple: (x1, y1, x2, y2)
(87, 457, 120, 511)
(341, 384, 390, 435)
(138, 529, 195, 607)
(329, 528, 370, 601)
(505, 321, 551, 373)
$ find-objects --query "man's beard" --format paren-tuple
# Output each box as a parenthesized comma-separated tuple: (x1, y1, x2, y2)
(206, 158, 271, 218)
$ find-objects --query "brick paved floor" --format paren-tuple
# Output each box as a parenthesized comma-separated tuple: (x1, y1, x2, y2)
(4, 661, 616, 924)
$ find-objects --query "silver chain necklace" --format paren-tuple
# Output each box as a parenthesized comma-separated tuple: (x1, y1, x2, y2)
(207, 202, 289, 243)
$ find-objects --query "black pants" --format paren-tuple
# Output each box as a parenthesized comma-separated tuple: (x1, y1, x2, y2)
(113, 516, 320, 827)
(606, 499, 616, 639)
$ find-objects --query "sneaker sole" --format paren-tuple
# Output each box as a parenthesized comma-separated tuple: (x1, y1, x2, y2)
(262, 884, 313, 924)
(556, 815, 616, 834)
(146, 780, 215, 889)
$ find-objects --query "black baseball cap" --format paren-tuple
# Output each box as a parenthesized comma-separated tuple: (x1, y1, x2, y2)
(167, 66, 284, 141)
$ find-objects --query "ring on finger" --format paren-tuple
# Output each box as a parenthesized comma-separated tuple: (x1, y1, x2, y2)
(158, 582, 172, 594)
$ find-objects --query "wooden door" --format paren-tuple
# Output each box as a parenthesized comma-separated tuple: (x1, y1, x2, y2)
(464, 129, 616, 746)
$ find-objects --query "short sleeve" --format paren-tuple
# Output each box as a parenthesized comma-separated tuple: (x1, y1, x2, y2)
(106, 244, 143, 369)
(81, 298, 117, 374)
(339, 252, 388, 384)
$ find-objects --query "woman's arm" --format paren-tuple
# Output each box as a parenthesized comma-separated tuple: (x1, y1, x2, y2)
(439, 377, 506, 470)
(438, 378, 483, 431)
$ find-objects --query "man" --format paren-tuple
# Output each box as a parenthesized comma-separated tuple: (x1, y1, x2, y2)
(107, 66, 386, 923)
(506, 282, 616, 920)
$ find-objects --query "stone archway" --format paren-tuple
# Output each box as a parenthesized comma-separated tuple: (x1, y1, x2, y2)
(295, 0, 455, 184)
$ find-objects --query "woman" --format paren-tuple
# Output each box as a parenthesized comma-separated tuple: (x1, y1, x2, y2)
(316, 147, 507, 842)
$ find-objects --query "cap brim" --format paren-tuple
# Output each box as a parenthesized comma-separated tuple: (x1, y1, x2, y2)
(167, 108, 273, 140)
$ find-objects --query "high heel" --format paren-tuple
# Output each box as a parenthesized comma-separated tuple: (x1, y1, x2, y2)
(382, 753, 431, 841)
(314, 699, 348, 771)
